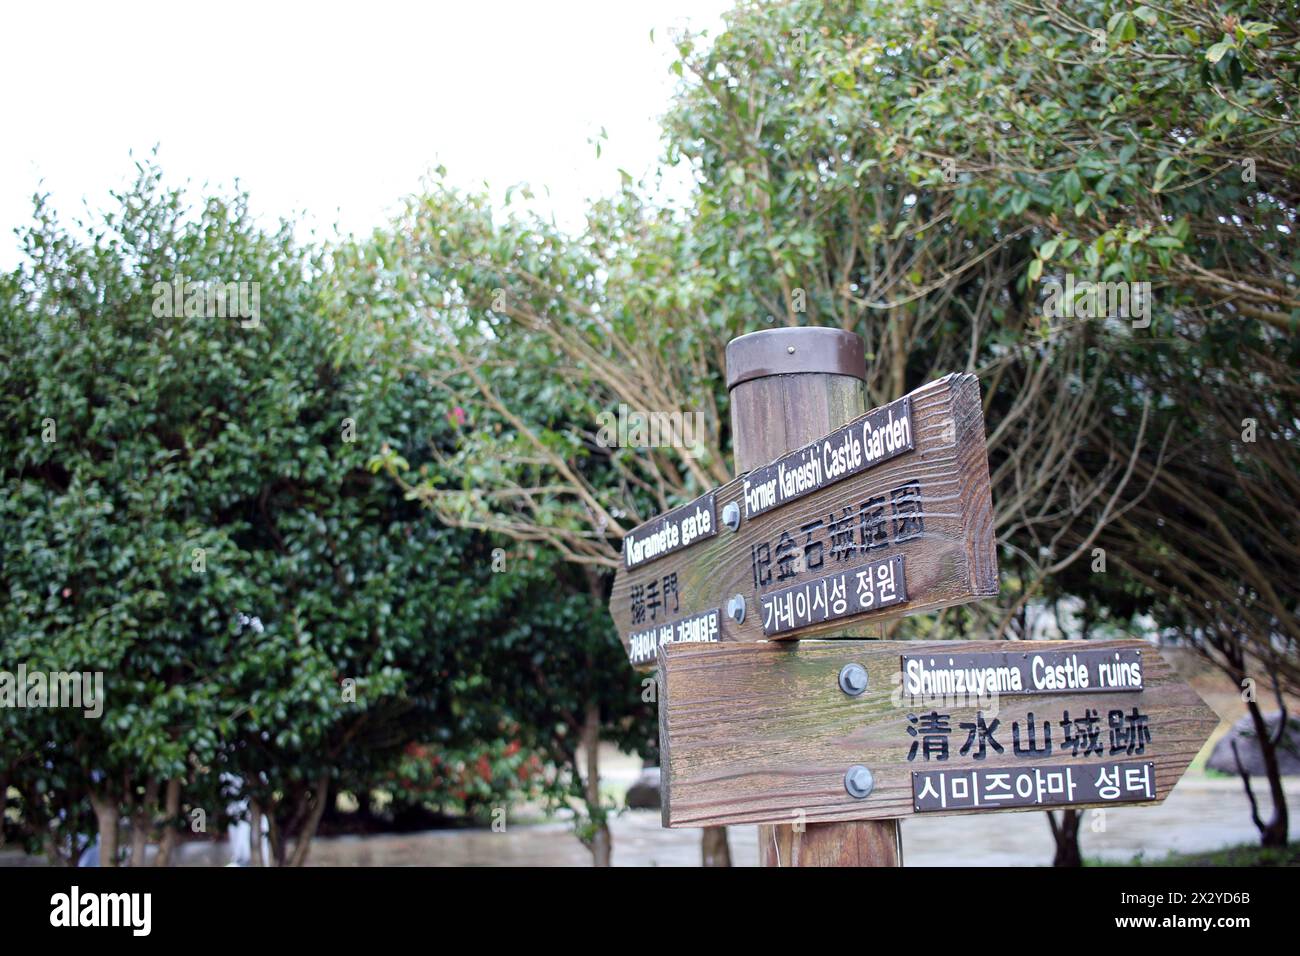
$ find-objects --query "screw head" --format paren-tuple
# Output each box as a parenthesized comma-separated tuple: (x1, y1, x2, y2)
(721, 500, 741, 531)
(787, 345, 796, 354)
(844, 765, 874, 799)
(726, 594, 746, 624)
(838, 663, 868, 697)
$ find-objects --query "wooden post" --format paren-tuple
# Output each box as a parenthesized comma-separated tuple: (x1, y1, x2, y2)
(726, 326, 902, 868)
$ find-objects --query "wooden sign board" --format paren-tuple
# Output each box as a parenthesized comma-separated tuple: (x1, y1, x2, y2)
(610, 373, 997, 668)
(657, 639, 1218, 827)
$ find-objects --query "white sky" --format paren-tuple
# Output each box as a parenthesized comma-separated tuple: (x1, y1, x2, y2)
(0, 0, 730, 268)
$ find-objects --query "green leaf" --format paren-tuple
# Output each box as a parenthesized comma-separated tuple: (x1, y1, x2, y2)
(1206, 40, 1233, 64)
(1063, 169, 1083, 202)
(1239, 21, 1274, 39)
(1154, 156, 1174, 191)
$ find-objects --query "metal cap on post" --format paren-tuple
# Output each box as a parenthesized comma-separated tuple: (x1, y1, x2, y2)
(725, 327, 866, 391)
(726, 327, 868, 479)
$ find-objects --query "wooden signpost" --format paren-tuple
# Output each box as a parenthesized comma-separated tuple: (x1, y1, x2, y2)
(610, 369, 997, 667)
(607, 326, 1218, 867)
(657, 638, 1218, 827)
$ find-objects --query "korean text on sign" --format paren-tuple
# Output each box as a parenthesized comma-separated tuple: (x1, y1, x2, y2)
(912, 760, 1156, 812)
(760, 554, 907, 636)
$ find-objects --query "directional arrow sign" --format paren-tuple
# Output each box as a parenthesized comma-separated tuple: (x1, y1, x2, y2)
(657, 639, 1219, 828)
(610, 373, 997, 668)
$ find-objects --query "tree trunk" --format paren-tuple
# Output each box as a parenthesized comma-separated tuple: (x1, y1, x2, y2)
(154, 779, 182, 867)
(1243, 697, 1289, 847)
(90, 790, 119, 867)
(583, 702, 611, 867)
(1047, 809, 1082, 867)
(267, 809, 285, 867)
(130, 777, 158, 866)
(288, 774, 331, 867)
(701, 826, 731, 866)
(249, 800, 264, 867)
(44, 834, 77, 866)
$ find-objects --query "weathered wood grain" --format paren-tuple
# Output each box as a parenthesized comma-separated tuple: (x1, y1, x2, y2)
(758, 819, 902, 867)
(658, 639, 1219, 828)
(610, 372, 997, 668)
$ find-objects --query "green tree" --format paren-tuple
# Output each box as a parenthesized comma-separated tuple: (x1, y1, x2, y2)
(830, 0, 1299, 847)
(0, 164, 589, 864)
(347, 218, 659, 864)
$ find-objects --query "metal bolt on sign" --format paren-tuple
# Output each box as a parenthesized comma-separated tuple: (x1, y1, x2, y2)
(721, 500, 741, 531)
(838, 663, 868, 697)
(726, 594, 746, 624)
(844, 765, 875, 799)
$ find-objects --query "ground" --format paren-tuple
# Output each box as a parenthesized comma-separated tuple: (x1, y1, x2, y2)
(1091, 842, 1300, 867)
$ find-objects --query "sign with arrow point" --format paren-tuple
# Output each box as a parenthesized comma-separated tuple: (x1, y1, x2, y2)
(657, 639, 1219, 827)
(610, 372, 997, 668)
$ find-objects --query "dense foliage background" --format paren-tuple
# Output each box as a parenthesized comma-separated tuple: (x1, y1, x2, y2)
(0, 169, 651, 864)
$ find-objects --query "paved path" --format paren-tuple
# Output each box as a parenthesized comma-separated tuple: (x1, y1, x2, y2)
(3, 773, 1292, 867)
(299, 773, 1297, 866)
